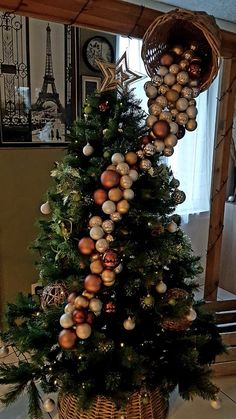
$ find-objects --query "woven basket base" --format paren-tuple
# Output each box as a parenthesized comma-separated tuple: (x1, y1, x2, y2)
(58, 388, 168, 419)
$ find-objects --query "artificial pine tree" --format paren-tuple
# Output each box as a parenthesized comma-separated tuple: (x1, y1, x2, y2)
(0, 87, 224, 418)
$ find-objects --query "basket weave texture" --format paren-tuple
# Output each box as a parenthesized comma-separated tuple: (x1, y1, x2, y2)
(141, 8, 221, 91)
(58, 388, 168, 419)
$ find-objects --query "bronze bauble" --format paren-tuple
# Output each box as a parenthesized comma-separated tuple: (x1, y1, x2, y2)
(108, 187, 123, 202)
(152, 120, 170, 140)
(101, 170, 120, 189)
(102, 250, 119, 269)
(102, 269, 116, 283)
(58, 329, 77, 349)
(93, 189, 108, 205)
(117, 199, 130, 214)
(125, 151, 138, 165)
(78, 237, 95, 255)
(90, 259, 104, 274)
(72, 309, 86, 324)
(84, 274, 102, 293)
(160, 52, 174, 67)
(166, 89, 179, 103)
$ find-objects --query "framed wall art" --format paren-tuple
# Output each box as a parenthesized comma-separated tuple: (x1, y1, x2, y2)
(82, 75, 101, 105)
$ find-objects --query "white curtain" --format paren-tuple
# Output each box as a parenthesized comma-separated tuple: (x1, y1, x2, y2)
(118, 36, 220, 218)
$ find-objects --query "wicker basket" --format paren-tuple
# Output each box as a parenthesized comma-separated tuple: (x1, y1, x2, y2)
(141, 9, 221, 91)
(58, 388, 168, 419)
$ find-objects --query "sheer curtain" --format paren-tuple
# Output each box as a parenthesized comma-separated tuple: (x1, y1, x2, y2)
(118, 36, 220, 218)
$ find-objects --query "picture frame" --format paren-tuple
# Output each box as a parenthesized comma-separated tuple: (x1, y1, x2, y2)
(82, 75, 101, 105)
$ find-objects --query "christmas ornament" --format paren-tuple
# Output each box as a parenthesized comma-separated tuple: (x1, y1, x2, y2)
(86, 312, 94, 325)
(84, 104, 92, 114)
(176, 71, 189, 85)
(181, 86, 193, 99)
(107, 164, 117, 171)
(90, 259, 104, 274)
(186, 105, 197, 119)
(95, 238, 109, 253)
(99, 101, 109, 112)
(149, 103, 162, 116)
(169, 64, 180, 74)
(76, 323, 92, 339)
(117, 199, 130, 214)
(102, 250, 119, 269)
(179, 59, 189, 70)
(102, 269, 116, 283)
(176, 97, 189, 112)
(78, 237, 95, 255)
(163, 147, 174, 157)
(114, 263, 123, 274)
(125, 151, 138, 165)
(64, 303, 75, 314)
(104, 301, 116, 313)
(90, 226, 104, 240)
(154, 139, 165, 153)
(171, 44, 184, 56)
(141, 294, 154, 309)
(110, 212, 122, 222)
(172, 190, 186, 204)
(67, 292, 77, 304)
(74, 295, 89, 309)
(123, 189, 135, 200)
(158, 84, 169, 95)
(166, 89, 179, 103)
(163, 72, 176, 86)
(83, 143, 94, 156)
(188, 61, 202, 79)
(172, 83, 182, 93)
(144, 143, 156, 156)
(40, 201, 51, 215)
(186, 119, 197, 131)
(111, 153, 125, 165)
(0, 345, 9, 357)
(123, 317, 136, 330)
(160, 52, 174, 67)
(166, 221, 178, 233)
(120, 175, 133, 189)
(93, 189, 108, 205)
(43, 398, 55, 413)
(186, 308, 197, 321)
(210, 398, 221, 410)
(152, 120, 170, 139)
(129, 169, 139, 182)
(157, 65, 169, 76)
(101, 170, 120, 189)
(155, 281, 167, 294)
(155, 95, 167, 108)
(60, 313, 74, 328)
(102, 200, 116, 215)
(84, 274, 102, 293)
(176, 125, 186, 139)
(58, 329, 77, 349)
(146, 115, 158, 128)
(72, 309, 86, 324)
(169, 122, 178, 135)
(96, 51, 144, 93)
(89, 298, 103, 313)
(140, 159, 152, 171)
(89, 216, 103, 227)
(102, 219, 114, 233)
(164, 134, 177, 148)
(116, 162, 130, 175)
(41, 283, 67, 310)
(144, 83, 158, 99)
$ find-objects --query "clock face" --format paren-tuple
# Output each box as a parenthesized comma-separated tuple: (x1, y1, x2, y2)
(84, 36, 114, 71)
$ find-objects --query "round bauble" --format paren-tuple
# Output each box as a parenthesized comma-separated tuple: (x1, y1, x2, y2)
(176, 71, 189, 85)
(111, 153, 124, 165)
(155, 280, 167, 294)
(72, 309, 86, 324)
(144, 83, 158, 99)
(186, 308, 197, 321)
(76, 323, 92, 339)
(64, 303, 75, 314)
(90, 226, 104, 240)
(171, 44, 184, 56)
(60, 313, 74, 328)
(158, 84, 169, 95)
(159, 111, 172, 123)
(120, 175, 133, 189)
(67, 292, 77, 304)
(167, 221, 178, 233)
(40, 201, 51, 215)
(74, 295, 89, 309)
(89, 298, 103, 313)
(110, 212, 122, 222)
(146, 115, 157, 128)
(89, 216, 102, 227)
(149, 103, 162, 116)
(192, 87, 200, 98)
(106, 164, 117, 171)
(103, 279, 115, 287)
(86, 312, 94, 325)
(84, 274, 102, 293)
(125, 151, 138, 166)
(102, 269, 116, 283)
(183, 49, 194, 61)
(78, 237, 95, 255)
(151, 75, 163, 86)
(157, 65, 169, 77)
(140, 159, 152, 171)
(176, 125, 186, 139)
(210, 398, 221, 410)
(93, 189, 108, 205)
(123, 188, 135, 200)
(155, 95, 167, 108)
(152, 120, 170, 140)
(95, 238, 109, 253)
(101, 170, 120, 189)
(228, 195, 235, 202)
(169, 122, 178, 135)
(82, 290, 94, 300)
(163, 147, 174, 157)
(186, 119, 197, 131)
(0, 345, 9, 357)
(102, 250, 119, 269)
(188, 62, 201, 79)
(189, 79, 199, 87)
(166, 89, 179, 103)
(123, 317, 135, 330)
(102, 219, 114, 233)
(84, 104, 92, 114)
(188, 98, 196, 106)
(172, 189, 186, 204)
(116, 162, 130, 175)
(164, 134, 177, 148)
(114, 263, 123, 274)
(83, 143, 94, 156)
(169, 63, 180, 74)
(129, 169, 139, 182)
(108, 187, 123, 202)
(181, 86, 193, 99)
(176, 97, 189, 112)
(106, 232, 114, 242)
(160, 52, 174, 67)
(117, 199, 130, 214)
(59, 329, 77, 349)
(176, 112, 188, 126)
(186, 105, 198, 119)
(139, 135, 151, 146)
(144, 143, 156, 156)
(170, 108, 179, 119)
(43, 398, 55, 413)
(164, 72, 176, 86)
(90, 259, 104, 274)
(154, 139, 165, 153)
(102, 200, 116, 215)
(178, 59, 189, 70)
(172, 83, 182, 93)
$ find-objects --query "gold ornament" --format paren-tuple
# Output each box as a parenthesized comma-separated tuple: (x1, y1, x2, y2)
(64, 303, 75, 314)
(146, 115, 157, 128)
(43, 398, 56, 413)
(149, 103, 162, 116)
(163, 72, 176, 86)
(186, 105, 198, 119)
(90, 226, 104, 240)
(110, 212, 122, 222)
(89, 216, 102, 227)
(74, 295, 89, 309)
(178, 59, 189, 70)
(140, 159, 152, 171)
(186, 308, 197, 321)
(123, 189, 135, 200)
(76, 323, 92, 339)
(116, 162, 130, 175)
(102, 270, 116, 283)
(171, 44, 184, 55)
(163, 147, 174, 157)
(157, 66, 169, 77)
(164, 134, 177, 148)
(172, 83, 182, 93)
(108, 187, 123, 202)
(183, 49, 194, 61)
(106, 234, 114, 242)
(95, 238, 109, 253)
(165, 89, 179, 103)
(120, 175, 133, 189)
(169, 64, 180, 74)
(159, 111, 172, 123)
(169, 122, 178, 135)
(102, 219, 114, 233)
(90, 259, 104, 274)
(186, 119, 197, 131)
(96, 51, 145, 93)
(176, 112, 188, 126)
(210, 398, 221, 410)
(176, 71, 189, 85)
(166, 221, 178, 233)
(176, 98, 189, 112)
(155, 281, 167, 294)
(158, 84, 169, 95)
(125, 151, 138, 165)
(145, 83, 158, 99)
(123, 317, 135, 330)
(117, 199, 130, 214)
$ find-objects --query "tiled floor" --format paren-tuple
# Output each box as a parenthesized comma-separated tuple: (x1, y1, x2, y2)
(1, 287, 236, 418)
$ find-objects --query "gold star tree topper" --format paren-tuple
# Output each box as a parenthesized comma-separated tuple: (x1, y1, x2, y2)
(96, 51, 145, 93)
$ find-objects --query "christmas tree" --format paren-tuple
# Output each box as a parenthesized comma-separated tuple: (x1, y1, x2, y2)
(0, 51, 224, 417)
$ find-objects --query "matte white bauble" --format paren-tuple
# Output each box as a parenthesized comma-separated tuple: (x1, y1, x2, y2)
(102, 200, 116, 214)
(90, 226, 104, 240)
(64, 303, 75, 314)
(89, 298, 103, 313)
(43, 398, 55, 413)
(111, 153, 124, 165)
(186, 308, 197, 321)
(123, 189, 135, 200)
(60, 313, 74, 328)
(95, 238, 109, 253)
(83, 143, 94, 156)
(40, 201, 51, 215)
(129, 169, 139, 182)
(123, 317, 135, 330)
(155, 281, 167, 294)
(210, 398, 221, 410)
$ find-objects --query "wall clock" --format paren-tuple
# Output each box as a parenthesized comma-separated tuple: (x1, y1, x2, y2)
(83, 36, 114, 71)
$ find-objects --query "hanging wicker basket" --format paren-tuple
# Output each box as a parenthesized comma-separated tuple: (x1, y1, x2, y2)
(58, 388, 168, 419)
(141, 9, 221, 91)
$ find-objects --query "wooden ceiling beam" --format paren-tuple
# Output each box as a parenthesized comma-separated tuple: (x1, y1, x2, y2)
(0, 0, 235, 56)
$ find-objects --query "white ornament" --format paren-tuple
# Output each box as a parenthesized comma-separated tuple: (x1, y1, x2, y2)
(90, 226, 104, 240)
(167, 221, 178, 233)
(123, 189, 135, 200)
(89, 298, 103, 313)
(59, 313, 74, 328)
(114, 263, 123, 274)
(155, 281, 167, 294)
(40, 201, 51, 215)
(43, 398, 56, 413)
(228, 195, 235, 202)
(123, 317, 135, 330)
(129, 169, 139, 182)
(64, 303, 75, 314)
(111, 153, 124, 165)
(102, 200, 116, 215)
(0, 346, 9, 357)
(83, 143, 94, 156)
(96, 238, 109, 253)
(186, 308, 197, 321)
(210, 398, 221, 410)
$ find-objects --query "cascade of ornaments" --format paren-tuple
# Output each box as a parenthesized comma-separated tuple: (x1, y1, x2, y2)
(143, 42, 201, 157)
(58, 150, 142, 349)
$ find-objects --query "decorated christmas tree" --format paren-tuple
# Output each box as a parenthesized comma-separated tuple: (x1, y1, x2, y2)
(0, 9, 225, 419)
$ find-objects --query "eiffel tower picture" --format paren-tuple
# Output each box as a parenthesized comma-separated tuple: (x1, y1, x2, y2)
(36, 24, 62, 112)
